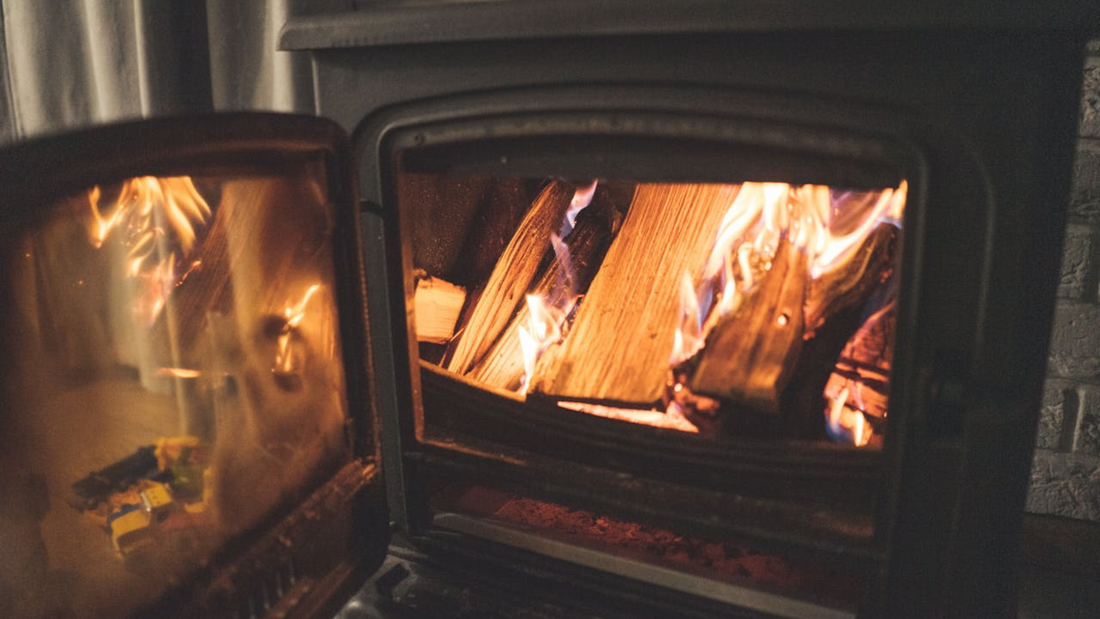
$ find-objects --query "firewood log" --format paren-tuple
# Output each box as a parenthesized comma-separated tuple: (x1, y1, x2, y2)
(824, 296, 896, 421)
(689, 238, 809, 415)
(780, 227, 898, 436)
(529, 183, 739, 406)
(445, 180, 575, 375)
(467, 191, 621, 389)
(804, 225, 897, 336)
(413, 276, 467, 345)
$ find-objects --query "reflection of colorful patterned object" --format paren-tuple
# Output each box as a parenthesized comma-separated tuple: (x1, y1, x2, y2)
(154, 435, 210, 470)
(155, 436, 211, 500)
(105, 503, 141, 530)
(74, 436, 214, 561)
(69, 445, 159, 511)
(109, 481, 210, 559)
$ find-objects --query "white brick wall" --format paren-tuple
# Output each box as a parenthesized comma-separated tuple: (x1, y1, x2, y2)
(1026, 42, 1100, 521)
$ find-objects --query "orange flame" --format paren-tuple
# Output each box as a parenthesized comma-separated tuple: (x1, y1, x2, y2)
(826, 386, 872, 447)
(518, 230, 579, 394)
(670, 181, 906, 368)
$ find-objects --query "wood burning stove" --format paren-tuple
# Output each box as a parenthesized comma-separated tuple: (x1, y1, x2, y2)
(0, 2, 1098, 619)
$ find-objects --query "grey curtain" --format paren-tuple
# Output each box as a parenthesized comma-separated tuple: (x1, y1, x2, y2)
(0, 0, 320, 143)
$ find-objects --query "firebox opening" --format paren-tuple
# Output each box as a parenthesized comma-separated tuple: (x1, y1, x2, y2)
(0, 168, 352, 619)
(398, 165, 906, 449)
(426, 481, 865, 617)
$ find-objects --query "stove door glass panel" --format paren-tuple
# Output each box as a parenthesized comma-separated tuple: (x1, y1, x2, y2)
(0, 165, 350, 619)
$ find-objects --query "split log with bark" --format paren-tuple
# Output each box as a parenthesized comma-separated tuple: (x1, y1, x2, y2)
(528, 183, 740, 406)
(688, 238, 809, 415)
(468, 190, 621, 389)
(444, 180, 575, 375)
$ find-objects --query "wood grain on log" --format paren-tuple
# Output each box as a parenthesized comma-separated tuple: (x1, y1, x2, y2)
(467, 192, 620, 389)
(445, 180, 574, 375)
(529, 183, 739, 406)
(689, 238, 809, 414)
(824, 298, 895, 420)
(804, 225, 897, 336)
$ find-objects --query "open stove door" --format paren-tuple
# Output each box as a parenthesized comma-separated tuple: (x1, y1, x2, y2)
(0, 113, 389, 619)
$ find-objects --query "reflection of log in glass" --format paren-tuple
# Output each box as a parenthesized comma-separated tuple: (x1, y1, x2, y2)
(174, 176, 347, 538)
(203, 289, 346, 537)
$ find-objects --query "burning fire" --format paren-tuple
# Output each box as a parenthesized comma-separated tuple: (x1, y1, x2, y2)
(560, 180, 598, 237)
(86, 176, 212, 325)
(668, 181, 905, 446)
(671, 182, 905, 366)
(826, 386, 872, 447)
(518, 186, 588, 393)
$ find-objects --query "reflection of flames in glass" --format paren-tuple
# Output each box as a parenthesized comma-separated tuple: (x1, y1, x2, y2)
(668, 181, 906, 446)
(274, 284, 322, 380)
(87, 176, 211, 325)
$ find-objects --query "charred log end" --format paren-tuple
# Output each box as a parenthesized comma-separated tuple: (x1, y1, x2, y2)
(689, 240, 808, 422)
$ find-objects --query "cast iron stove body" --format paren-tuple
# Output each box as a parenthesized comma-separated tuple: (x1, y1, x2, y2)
(280, 2, 1098, 618)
